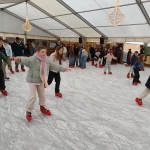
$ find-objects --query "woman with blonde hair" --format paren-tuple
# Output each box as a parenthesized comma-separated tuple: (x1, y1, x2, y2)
(48, 46, 65, 98)
(132, 54, 145, 85)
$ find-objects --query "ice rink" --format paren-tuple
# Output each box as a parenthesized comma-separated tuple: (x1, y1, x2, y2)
(1, 60, 150, 150)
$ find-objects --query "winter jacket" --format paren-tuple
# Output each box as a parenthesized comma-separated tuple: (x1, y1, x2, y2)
(105, 54, 116, 62)
(0, 52, 10, 69)
(82, 49, 88, 57)
(127, 52, 131, 60)
(127, 51, 132, 64)
(3, 44, 12, 57)
(11, 42, 25, 56)
(0, 46, 7, 57)
(145, 76, 150, 89)
(90, 47, 95, 57)
(49, 52, 63, 73)
(99, 50, 104, 58)
(130, 54, 138, 66)
(69, 49, 74, 57)
(140, 48, 144, 55)
(17, 55, 66, 83)
(74, 48, 79, 57)
(133, 61, 143, 70)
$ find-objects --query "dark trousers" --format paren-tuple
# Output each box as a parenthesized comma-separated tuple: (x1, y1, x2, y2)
(48, 71, 61, 93)
(74, 56, 79, 66)
(103, 58, 106, 65)
(0, 69, 5, 90)
(91, 57, 94, 64)
(15, 62, 24, 69)
(133, 69, 140, 83)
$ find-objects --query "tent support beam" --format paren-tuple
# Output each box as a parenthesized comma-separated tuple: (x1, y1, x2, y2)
(28, 1, 85, 38)
(4, 10, 59, 39)
(56, 0, 107, 38)
(136, 0, 150, 26)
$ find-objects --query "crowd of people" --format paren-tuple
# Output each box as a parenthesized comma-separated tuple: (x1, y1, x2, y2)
(0, 37, 149, 121)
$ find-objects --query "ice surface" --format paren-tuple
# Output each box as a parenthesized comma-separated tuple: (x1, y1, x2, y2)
(0, 60, 150, 150)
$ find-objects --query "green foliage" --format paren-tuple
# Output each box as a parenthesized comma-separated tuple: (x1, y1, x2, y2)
(144, 43, 150, 55)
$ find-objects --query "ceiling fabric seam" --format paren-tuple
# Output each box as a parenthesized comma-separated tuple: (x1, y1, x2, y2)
(28, 1, 85, 38)
(56, 0, 106, 38)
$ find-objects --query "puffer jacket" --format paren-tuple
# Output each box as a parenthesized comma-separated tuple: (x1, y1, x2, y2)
(17, 55, 65, 83)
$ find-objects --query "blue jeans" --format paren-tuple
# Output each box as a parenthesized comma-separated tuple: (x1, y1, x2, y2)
(30, 48, 34, 56)
(63, 53, 66, 60)
(79, 56, 82, 66)
(69, 56, 74, 66)
(82, 56, 88, 68)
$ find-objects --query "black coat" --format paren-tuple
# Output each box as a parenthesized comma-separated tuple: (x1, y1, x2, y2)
(11, 42, 25, 56)
(99, 50, 104, 58)
(127, 52, 131, 64)
(140, 48, 144, 55)
(145, 76, 150, 89)
(90, 47, 95, 57)
(0, 46, 7, 57)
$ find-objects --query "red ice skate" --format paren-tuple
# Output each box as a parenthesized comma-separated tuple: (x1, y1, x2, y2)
(26, 111, 32, 122)
(109, 72, 112, 74)
(127, 73, 130, 78)
(104, 72, 106, 75)
(137, 80, 141, 84)
(132, 82, 137, 86)
(15, 68, 19, 72)
(0, 89, 8, 96)
(55, 92, 62, 98)
(40, 106, 51, 115)
(135, 98, 142, 106)
(10, 69, 14, 74)
(21, 67, 25, 72)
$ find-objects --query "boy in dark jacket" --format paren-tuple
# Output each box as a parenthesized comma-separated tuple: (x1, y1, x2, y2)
(0, 52, 11, 96)
(11, 37, 25, 72)
(127, 51, 138, 78)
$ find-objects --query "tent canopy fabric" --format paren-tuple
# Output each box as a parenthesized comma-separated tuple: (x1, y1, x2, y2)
(0, 0, 150, 39)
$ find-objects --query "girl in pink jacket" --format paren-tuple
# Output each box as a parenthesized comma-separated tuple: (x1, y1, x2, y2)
(104, 50, 117, 74)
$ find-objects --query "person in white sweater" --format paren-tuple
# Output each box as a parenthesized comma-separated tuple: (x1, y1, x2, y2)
(48, 46, 64, 98)
(81, 47, 88, 69)
(3, 39, 14, 74)
(62, 43, 67, 61)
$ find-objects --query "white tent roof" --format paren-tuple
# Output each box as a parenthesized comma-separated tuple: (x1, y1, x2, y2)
(0, 0, 150, 39)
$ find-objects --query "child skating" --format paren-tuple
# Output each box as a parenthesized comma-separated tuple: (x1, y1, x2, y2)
(132, 54, 145, 85)
(127, 51, 138, 78)
(104, 50, 117, 74)
(14, 46, 71, 122)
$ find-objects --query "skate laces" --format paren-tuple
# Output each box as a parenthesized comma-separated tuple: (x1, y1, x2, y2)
(27, 112, 31, 116)
(41, 106, 49, 112)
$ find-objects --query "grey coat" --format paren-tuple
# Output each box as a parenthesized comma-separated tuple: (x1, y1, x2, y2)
(18, 55, 66, 83)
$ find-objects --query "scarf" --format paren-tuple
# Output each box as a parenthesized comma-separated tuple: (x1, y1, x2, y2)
(35, 53, 48, 88)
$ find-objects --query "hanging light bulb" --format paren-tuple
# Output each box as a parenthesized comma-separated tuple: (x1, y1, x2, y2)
(22, 16, 32, 32)
(22, 2, 32, 32)
(108, 0, 125, 26)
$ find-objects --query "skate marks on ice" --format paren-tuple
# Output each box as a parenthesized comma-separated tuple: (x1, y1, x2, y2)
(1, 61, 150, 150)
